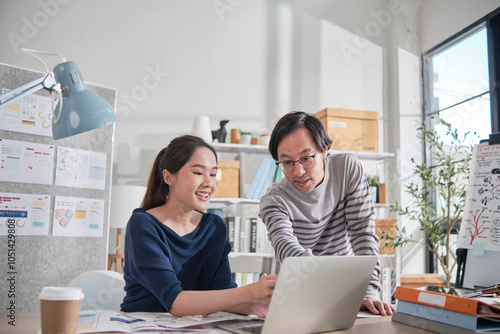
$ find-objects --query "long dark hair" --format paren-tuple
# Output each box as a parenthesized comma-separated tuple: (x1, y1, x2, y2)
(268, 111, 332, 160)
(142, 135, 217, 210)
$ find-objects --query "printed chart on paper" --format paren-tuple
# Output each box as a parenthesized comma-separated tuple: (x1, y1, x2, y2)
(457, 143, 500, 251)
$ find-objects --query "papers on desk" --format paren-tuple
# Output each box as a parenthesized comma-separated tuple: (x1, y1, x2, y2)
(77, 309, 257, 333)
(357, 310, 382, 318)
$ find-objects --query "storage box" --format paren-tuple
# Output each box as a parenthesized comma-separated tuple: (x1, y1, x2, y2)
(315, 108, 379, 152)
(375, 219, 397, 254)
(212, 160, 240, 198)
(400, 274, 444, 289)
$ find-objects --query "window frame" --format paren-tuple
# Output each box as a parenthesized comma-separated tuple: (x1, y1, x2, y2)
(421, 7, 500, 273)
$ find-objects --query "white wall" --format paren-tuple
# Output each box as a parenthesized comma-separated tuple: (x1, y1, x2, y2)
(0, 0, 272, 179)
(421, 0, 500, 53)
(0, 0, 395, 183)
(1, 0, 498, 275)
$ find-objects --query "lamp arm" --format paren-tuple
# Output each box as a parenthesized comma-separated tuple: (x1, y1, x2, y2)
(0, 73, 60, 109)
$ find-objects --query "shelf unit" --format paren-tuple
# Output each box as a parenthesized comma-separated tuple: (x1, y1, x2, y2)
(210, 143, 400, 287)
(211, 143, 396, 197)
(211, 143, 274, 274)
(210, 198, 260, 205)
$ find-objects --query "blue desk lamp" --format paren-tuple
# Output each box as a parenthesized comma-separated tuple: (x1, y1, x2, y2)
(0, 51, 116, 139)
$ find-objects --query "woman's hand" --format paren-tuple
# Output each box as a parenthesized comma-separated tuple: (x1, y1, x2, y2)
(220, 273, 278, 317)
(248, 273, 278, 305)
(247, 303, 269, 318)
(359, 297, 395, 316)
(241, 273, 277, 317)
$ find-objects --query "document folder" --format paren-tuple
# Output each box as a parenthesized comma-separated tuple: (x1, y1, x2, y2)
(392, 312, 500, 334)
(395, 286, 500, 317)
(397, 300, 500, 331)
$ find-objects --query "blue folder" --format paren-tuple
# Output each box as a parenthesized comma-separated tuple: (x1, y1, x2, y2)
(245, 158, 271, 199)
(397, 300, 500, 332)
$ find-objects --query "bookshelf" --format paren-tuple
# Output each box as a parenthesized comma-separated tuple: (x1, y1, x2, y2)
(210, 144, 276, 279)
(210, 143, 400, 296)
(210, 198, 260, 205)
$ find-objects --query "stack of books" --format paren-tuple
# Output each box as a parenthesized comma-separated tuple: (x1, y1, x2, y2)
(393, 285, 500, 333)
(231, 272, 262, 287)
(224, 216, 274, 254)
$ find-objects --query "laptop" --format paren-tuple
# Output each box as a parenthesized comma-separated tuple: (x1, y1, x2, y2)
(216, 255, 377, 334)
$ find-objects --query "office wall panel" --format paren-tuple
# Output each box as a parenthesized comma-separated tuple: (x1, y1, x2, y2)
(0, 63, 116, 315)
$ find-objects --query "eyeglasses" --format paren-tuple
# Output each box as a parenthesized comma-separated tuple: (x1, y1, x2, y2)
(276, 151, 318, 173)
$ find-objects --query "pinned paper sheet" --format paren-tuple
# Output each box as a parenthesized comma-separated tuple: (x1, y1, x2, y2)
(0, 193, 51, 236)
(0, 89, 56, 137)
(55, 146, 107, 190)
(0, 138, 54, 185)
(52, 196, 104, 237)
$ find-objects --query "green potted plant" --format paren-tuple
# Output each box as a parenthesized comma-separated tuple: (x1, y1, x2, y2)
(382, 120, 473, 287)
(240, 130, 252, 145)
(365, 174, 379, 203)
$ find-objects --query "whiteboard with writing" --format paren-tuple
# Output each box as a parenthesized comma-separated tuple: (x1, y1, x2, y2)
(457, 142, 500, 252)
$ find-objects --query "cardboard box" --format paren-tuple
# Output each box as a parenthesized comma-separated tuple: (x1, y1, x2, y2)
(212, 160, 240, 198)
(315, 108, 379, 152)
(400, 274, 444, 289)
(375, 219, 397, 254)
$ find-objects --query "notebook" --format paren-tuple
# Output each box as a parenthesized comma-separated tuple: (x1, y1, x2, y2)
(216, 255, 378, 334)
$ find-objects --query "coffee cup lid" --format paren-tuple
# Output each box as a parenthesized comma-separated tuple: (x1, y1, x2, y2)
(39, 287, 85, 301)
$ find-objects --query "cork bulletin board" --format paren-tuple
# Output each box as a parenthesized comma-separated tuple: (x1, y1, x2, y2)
(0, 63, 116, 315)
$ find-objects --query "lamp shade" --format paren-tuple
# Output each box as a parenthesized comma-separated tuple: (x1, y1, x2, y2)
(109, 185, 146, 229)
(52, 61, 117, 140)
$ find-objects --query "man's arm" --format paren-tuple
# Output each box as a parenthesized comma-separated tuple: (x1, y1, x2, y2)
(343, 155, 395, 315)
(259, 195, 312, 262)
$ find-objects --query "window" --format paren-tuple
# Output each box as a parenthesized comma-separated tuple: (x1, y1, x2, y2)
(422, 8, 500, 274)
(424, 26, 490, 144)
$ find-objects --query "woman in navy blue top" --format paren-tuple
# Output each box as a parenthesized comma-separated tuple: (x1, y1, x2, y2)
(121, 135, 277, 317)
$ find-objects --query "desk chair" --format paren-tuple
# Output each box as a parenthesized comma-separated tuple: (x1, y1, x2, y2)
(69, 270, 125, 310)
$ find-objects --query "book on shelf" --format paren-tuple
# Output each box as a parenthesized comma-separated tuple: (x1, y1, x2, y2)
(249, 217, 258, 253)
(223, 216, 273, 255)
(391, 311, 500, 334)
(224, 216, 236, 250)
(232, 272, 261, 287)
(239, 217, 252, 253)
(380, 266, 395, 304)
(396, 300, 500, 332)
(394, 285, 500, 317)
(231, 216, 241, 253)
(256, 217, 273, 254)
(223, 216, 249, 253)
(245, 158, 272, 199)
(256, 160, 277, 199)
(245, 158, 277, 199)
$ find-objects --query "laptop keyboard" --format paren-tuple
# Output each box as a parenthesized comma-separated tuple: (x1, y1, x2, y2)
(239, 324, 263, 334)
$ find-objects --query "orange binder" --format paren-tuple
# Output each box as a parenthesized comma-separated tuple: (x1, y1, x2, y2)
(395, 286, 500, 317)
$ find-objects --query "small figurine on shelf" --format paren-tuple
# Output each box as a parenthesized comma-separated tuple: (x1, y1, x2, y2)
(212, 120, 229, 143)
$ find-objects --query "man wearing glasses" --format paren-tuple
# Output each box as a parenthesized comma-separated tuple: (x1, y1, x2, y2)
(259, 111, 394, 316)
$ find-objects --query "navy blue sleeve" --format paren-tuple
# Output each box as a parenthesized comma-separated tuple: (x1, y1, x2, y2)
(125, 215, 183, 311)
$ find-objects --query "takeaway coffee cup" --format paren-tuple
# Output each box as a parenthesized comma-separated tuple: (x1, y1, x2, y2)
(39, 286, 84, 334)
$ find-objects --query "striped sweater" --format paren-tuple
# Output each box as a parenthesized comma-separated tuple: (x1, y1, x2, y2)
(259, 153, 381, 299)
